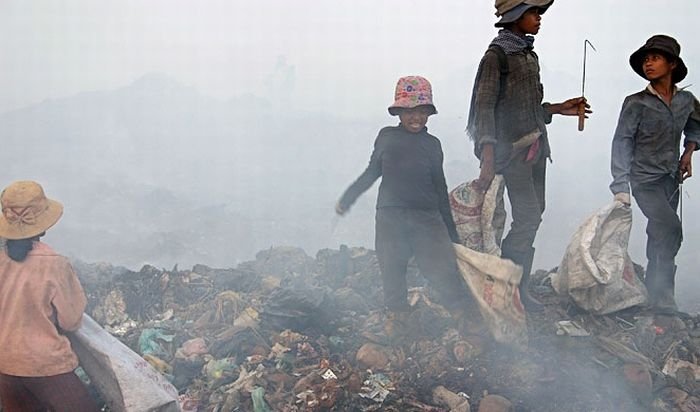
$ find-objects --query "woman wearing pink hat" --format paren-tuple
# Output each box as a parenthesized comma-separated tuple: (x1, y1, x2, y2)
(0, 181, 98, 411)
(336, 76, 473, 341)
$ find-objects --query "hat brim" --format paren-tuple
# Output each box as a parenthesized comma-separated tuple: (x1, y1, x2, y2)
(0, 199, 63, 240)
(388, 104, 437, 116)
(629, 46, 688, 83)
(495, 0, 553, 27)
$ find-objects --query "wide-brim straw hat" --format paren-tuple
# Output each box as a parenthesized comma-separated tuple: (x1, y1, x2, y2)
(629, 34, 688, 83)
(387, 75, 437, 116)
(0, 181, 63, 240)
(494, 0, 553, 27)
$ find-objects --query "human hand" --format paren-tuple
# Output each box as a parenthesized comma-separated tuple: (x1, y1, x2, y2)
(679, 152, 693, 182)
(335, 202, 347, 216)
(614, 192, 631, 206)
(553, 97, 592, 117)
(475, 144, 495, 192)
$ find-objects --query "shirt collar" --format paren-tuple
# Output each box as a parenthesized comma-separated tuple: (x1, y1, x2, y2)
(646, 83, 678, 99)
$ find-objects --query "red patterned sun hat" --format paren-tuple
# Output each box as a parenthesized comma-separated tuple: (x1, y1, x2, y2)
(388, 76, 437, 116)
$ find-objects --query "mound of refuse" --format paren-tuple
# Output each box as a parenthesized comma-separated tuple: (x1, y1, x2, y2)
(71, 245, 700, 412)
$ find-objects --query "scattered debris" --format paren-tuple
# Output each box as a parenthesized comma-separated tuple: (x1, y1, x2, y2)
(70, 245, 700, 411)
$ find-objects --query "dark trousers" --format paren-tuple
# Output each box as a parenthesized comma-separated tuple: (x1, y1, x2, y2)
(500, 151, 546, 262)
(632, 175, 682, 267)
(0, 371, 99, 412)
(375, 207, 469, 312)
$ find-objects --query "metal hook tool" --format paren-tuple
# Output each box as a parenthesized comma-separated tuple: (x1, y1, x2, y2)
(578, 39, 597, 131)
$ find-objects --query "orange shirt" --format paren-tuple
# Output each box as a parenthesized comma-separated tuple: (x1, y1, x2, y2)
(0, 241, 86, 377)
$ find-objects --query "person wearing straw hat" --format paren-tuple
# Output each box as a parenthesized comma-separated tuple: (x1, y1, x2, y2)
(610, 35, 700, 314)
(0, 181, 98, 411)
(467, 0, 590, 312)
(336, 76, 474, 341)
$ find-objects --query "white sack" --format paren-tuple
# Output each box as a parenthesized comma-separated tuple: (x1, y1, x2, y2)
(454, 243, 528, 348)
(450, 176, 527, 347)
(551, 201, 647, 314)
(70, 314, 181, 412)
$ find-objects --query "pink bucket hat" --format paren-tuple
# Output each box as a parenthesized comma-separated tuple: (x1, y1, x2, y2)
(388, 76, 437, 116)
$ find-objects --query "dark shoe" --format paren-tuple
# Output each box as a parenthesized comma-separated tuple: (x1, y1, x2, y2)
(652, 263, 677, 314)
(653, 291, 678, 315)
(643, 259, 659, 307)
(512, 246, 544, 313)
(362, 310, 410, 345)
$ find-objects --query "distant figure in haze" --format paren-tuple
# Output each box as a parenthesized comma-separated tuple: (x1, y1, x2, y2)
(335, 76, 473, 341)
(467, 0, 591, 312)
(0, 181, 98, 411)
(610, 35, 700, 314)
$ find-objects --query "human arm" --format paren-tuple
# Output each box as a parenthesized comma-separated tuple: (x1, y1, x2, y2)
(52, 259, 87, 332)
(476, 143, 495, 192)
(545, 97, 592, 117)
(432, 148, 460, 243)
(679, 97, 700, 181)
(469, 51, 501, 191)
(610, 97, 641, 197)
(336, 136, 383, 215)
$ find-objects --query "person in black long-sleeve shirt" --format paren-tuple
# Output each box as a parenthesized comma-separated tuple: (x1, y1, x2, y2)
(336, 76, 472, 340)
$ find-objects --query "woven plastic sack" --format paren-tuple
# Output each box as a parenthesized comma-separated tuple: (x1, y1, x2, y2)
(551, 201, 648, 315)
(69, 314, 180, 412)
(450, 176, 526, 347)
(449, 175, 506, 255)
(454, 243, 528, 348)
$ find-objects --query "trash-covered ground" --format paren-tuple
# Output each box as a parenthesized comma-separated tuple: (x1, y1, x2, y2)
(73, 246, 700, 412)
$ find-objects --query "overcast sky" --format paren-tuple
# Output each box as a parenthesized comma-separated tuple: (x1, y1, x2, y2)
(2, 0, 699, 115)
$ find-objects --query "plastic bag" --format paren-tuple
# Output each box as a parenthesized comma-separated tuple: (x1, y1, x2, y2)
(449, 175, 506, 255)
(551, 201, 647, 314)
(69, 314, 180, 412)
(454, 243, 528, 348)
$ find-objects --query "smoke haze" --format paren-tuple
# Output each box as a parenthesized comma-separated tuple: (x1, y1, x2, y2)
(2, 0, 699, 310)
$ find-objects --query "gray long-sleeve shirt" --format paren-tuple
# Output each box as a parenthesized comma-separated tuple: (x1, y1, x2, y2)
(610, 86, 700, 194)
(338, 125, 459, 242)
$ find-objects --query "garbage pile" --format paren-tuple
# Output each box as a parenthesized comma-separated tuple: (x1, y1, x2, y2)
(73, 246, 700, 412)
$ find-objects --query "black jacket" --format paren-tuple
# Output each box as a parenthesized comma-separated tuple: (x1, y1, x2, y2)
(339, 125, 459, 242)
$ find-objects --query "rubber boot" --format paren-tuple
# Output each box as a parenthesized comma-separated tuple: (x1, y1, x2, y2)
(654, 263, 678, 315)
(643, 259, 659, 308)
(516, 247, 543, 313)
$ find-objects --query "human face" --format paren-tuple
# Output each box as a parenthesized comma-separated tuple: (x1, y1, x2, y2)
(398, 106, 432, 133)
(643, 52, 676, 82)
(513, 7, 542, 35)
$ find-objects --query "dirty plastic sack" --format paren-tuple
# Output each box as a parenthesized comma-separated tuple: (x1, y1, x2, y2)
(69, 314, 180, 412)
(450, 175, 506, 255)
(454, 244, 528, 348)
(551, 201, 647, 315)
